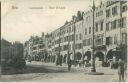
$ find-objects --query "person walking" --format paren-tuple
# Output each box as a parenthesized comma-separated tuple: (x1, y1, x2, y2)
(67, 53, 73, 71)
(118, 59, 125, 82)
(59, 54, 63, 66)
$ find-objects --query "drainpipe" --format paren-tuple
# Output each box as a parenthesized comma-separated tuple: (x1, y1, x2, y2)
(73, 20, 76, 61)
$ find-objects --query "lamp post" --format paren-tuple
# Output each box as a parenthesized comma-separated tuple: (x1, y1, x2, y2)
(73, 19, 76, 61)
(68, 24, 71, 60)
(58, 28, 61, 65)
(91, 0, 96, 72)
(88, 0, 104, 75)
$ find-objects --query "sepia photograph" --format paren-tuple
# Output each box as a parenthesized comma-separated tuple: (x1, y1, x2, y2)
(0, 0, 128, 82)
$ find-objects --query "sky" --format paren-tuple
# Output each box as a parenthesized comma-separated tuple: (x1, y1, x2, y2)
(1, 0, 102, 43)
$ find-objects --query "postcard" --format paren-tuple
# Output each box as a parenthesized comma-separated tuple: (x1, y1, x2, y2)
(1, 0, 127, 82)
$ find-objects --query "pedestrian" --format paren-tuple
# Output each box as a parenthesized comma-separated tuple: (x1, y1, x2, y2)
(55, 54, 59, 66)
(59, 54, 63, 66)
(67, 53, 73, 71)
(118, 59, 125, 82)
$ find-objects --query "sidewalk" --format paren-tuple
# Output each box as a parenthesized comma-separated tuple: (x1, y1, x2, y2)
(1, 61, 127, 82)
(27, 61, 118, 73)
(26, 61, 120, 82)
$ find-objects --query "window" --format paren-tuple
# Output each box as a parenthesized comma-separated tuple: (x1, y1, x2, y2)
(85, 28, 87, 35)
(75, 43, 82, 49)
(72, 35, 74, 41)
(76, 34, 78, 40)
(95, 23, 98, 32)
(39, 45, 44, 49)
(96, 11, 103, 17)
(66, 36, 68, 41)
(96, 38, 103, 46)
(69, 35, 72, 41)
(63, 45, 68, 51)
(89, 27, 91, 34)
(69, 27, 71, 32)
(106, 9, 111, 17)
(88, 38, 91, 45)
(113, 20, 117, 29)
(33, 47, 36, 50)
(106, 37, 112, 45)
(100, 21, 103, 31)
(83, 38, 91, 46)
(106, 22, 109, 31)
(79, 33, 82, 40)
(72, 26, 74, 32)
(60, 38, 63, 43)
(114, 34, 118, 44)
(112, 6, 118, 15)
(119, 17, 126, 28)
(122, 5, 127, 12)
(78, 43, 82, 49)
(83, 40, 87, 46)
(122, 33, 127, 44)
(100, 11, 103, 16)
(64, 37, 66, 42)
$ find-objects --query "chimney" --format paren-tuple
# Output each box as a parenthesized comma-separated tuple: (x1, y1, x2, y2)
(42, 32, 44, 37)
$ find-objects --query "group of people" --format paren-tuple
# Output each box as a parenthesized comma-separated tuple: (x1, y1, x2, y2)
(27, 52, 127, 82)
(56, 53, 127, 82)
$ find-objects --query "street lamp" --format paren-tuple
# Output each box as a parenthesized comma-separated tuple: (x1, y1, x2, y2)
(91, 0, 96, 72)
(88, 0, 104, 75)
(73, 18, 76, 61)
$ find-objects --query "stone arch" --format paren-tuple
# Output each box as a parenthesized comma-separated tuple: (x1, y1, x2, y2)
(83, 51, 91, 61)
(106, 49, 122, 61)
(106, 49, 114, 60)
(75, 52, 82, 60)
(95, 51, 104, 61)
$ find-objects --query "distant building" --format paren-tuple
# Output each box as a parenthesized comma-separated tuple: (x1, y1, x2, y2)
(1, 39, 24, 62)
(24, 32, 46, 61)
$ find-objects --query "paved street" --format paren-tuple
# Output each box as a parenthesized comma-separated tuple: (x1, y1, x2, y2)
(0, 61, 123, 82)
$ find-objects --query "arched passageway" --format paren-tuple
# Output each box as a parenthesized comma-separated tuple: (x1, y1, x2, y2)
(95, 51, 104, 61)
(75, 52, 82, 60)
(83, 51, 91, 61)
(106, 49, 114, 60)
(106, 49, 122, 61)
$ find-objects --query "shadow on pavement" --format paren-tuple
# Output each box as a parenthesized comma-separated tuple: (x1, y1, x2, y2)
(23, 65, 69, 74)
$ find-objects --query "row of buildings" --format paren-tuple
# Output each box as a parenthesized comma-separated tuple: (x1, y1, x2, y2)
(24, 33, 46, 61)
(24, 0, 127, 66)
(1, 39, 24, 61)
(1, 39, 24, 71)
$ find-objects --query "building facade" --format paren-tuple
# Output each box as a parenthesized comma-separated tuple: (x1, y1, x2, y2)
(46, 0, 127, 65)
(24, 32, 46, 61)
